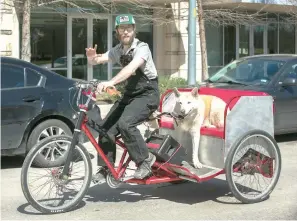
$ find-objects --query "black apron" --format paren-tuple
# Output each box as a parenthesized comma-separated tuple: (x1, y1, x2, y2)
(120, 41, 159, 98)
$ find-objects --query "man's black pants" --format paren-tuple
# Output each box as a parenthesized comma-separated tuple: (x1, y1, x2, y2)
(97, 88, 160, 166)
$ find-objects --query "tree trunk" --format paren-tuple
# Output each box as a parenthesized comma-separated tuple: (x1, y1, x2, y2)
(21, 0, 31, 61)
(197, 0, 208, 81)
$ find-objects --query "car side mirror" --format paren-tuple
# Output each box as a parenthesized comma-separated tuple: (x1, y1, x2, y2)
(280, 77, 297, 86)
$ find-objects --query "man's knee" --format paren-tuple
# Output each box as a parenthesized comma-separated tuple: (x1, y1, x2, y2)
(118, 118, 131, 132)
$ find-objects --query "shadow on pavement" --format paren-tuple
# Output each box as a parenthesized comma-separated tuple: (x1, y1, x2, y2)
(1, 156, 25, 169)
(1, 153, 95, 169)
(84, 178, 238, 205)
(16, 200, 86, 215)
(275, 133, 297, 143)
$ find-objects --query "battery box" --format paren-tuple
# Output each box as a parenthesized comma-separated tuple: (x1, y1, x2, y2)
(146, 133, 187, 165)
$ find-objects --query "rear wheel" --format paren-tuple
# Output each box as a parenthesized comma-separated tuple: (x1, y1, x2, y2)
(225, 130, 281, 204)
(27, 119, 73, 167)
(21, 135, 92, 214)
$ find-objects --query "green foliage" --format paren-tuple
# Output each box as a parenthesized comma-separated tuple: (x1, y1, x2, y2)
(158, 75, 188, 95)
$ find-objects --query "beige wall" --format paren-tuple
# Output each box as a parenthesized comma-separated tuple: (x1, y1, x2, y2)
(0, 0, 20, 58)
(153, 2, 203, 82)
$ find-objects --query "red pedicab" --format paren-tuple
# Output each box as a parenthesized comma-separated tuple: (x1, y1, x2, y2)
(20, 80, 281, 214)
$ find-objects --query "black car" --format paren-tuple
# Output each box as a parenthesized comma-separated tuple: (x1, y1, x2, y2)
(201, 54, 297, 135)
(1, 56, 100, 167)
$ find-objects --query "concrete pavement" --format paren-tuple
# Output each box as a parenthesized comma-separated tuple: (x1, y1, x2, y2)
(1, 132, 297, 220)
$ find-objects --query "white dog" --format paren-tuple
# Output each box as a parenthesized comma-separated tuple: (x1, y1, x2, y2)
(172, 87, 229, 169)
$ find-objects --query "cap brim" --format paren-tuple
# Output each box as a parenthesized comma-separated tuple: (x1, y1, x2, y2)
(117, 22, 134, 26)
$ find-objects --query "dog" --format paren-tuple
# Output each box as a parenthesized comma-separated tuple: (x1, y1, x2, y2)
(172, 87, 229, 169)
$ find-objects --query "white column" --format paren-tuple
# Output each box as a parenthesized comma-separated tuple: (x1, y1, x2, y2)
(249, 25, 254, 55)
(264, 24, 268, 54)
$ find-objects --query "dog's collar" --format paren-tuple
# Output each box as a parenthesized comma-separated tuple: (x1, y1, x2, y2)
(171, 111, 184, 119)
(172, 108, 196, 122)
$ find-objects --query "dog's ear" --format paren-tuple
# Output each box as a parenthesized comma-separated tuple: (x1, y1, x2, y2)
(173, 87, 180, 97)
(191, 87, 199, 97)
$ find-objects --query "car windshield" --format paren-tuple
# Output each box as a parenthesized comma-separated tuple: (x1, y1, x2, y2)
(207, 58, 286, 85)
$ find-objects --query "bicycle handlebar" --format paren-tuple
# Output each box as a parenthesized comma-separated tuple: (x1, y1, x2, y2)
(70, 79, 120, 110)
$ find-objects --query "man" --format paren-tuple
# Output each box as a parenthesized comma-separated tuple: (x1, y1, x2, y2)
(85, 14, 160, 183)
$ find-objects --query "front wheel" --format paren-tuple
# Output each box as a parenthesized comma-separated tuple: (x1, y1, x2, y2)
(21, 135, 92, 214)
(225, 130, 281, 204)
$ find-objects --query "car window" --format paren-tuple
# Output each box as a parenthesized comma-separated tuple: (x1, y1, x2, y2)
(1, 63, 25, 89)
(25, 68, 42, 87)
(279, 62, 297, 82)
(209, 59, 285, 85)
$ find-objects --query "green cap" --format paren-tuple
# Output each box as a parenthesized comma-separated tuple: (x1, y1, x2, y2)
(115, 14, 136, 28)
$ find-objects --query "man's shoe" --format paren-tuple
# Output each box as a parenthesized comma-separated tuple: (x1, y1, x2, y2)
(92, 166, 108, 184)
(133, 153, 156, 179)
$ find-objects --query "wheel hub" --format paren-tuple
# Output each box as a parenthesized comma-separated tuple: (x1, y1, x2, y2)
(51, 167, 71, 185)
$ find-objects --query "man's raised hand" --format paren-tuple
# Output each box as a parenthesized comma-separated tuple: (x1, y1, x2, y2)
(85, 44, 97, 58)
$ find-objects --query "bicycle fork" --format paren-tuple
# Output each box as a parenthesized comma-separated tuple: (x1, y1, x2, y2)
(61, 109, 86, 179)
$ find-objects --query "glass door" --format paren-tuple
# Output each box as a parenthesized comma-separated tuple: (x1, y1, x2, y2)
(238, 25, 250, 58)
(93, 18, 109, 81)
(67, 14, 111, 81)
(253, 25, 264, 55)
(71, 18, 88, 80)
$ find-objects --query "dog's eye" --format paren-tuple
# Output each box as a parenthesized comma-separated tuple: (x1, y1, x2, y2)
(187, 101, 191, 104)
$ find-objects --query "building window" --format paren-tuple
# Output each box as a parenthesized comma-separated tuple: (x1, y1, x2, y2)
(29, 12, 67, 77)
(239, 25, 250, 58)
(205, 22, 223, 76)
(224, 25, 236, 65)
(279, 23, 295, 54)
(268, 23, 278, 54)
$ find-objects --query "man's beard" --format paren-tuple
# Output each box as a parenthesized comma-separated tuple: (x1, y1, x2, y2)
(120, 35, 134, 46)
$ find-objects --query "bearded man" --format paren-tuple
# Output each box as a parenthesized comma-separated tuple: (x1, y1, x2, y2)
(85, 14, 160, 183)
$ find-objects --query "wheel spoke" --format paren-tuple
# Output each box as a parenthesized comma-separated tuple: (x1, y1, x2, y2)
(50, 148, 56, 161)
(55, 142, 68, 151)
(58, 128, 64, 135)
(40, 130, 50, 139)
(43, 147, 51, 160)
(49, 127, 55, 136)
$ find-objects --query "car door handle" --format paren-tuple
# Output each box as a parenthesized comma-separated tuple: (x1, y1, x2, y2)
(22, 96, 40, 102)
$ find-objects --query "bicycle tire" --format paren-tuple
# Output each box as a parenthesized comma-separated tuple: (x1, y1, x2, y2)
(225, 129, 281, 204)
(21, 135, 92, 214)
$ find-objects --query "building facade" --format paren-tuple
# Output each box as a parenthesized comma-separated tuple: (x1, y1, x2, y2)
(1, 0, 296, 82)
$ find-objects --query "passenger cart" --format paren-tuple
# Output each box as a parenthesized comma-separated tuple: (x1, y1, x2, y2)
(20, 80, 281, 214)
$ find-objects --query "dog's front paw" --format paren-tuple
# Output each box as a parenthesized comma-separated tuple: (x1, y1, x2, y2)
(193, 159, 203, 169)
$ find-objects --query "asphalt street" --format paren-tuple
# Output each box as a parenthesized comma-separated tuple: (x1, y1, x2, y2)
(1, 133, 297, 220)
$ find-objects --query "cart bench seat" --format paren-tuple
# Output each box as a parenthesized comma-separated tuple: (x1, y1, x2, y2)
(159, 115, 224, 138)
(200, 126, 224, 139)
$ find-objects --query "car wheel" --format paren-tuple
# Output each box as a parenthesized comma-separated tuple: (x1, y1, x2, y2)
(27, 119, 73, 167)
